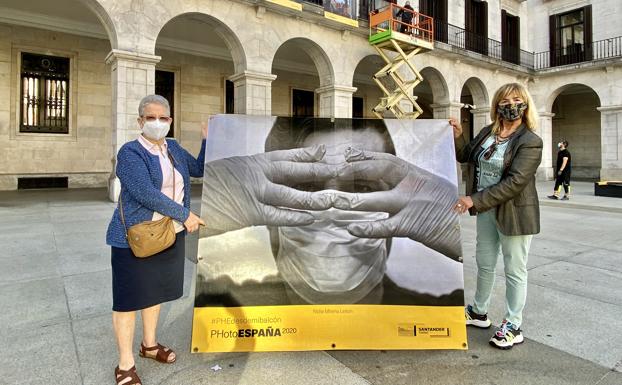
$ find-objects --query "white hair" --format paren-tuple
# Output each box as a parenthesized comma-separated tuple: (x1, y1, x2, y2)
(138, 94, 170, 117)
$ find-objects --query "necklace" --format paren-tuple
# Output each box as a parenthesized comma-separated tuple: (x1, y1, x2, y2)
(497, 131, 516, 141)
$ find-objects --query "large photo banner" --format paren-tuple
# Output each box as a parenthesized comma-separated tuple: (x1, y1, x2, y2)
(191, 116, 467, 352)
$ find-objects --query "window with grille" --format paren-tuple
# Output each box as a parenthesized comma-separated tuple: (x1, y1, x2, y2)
(20, 53, 70, 134)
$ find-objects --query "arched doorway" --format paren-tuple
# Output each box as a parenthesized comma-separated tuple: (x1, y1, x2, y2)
(352, 55, 384, 118)
(418, 67, 450, 119)
(460, 77, 489, 140)
(549, 84, 601, 180)
(271, 38, 334, 117)
(155, 13, 245, 150)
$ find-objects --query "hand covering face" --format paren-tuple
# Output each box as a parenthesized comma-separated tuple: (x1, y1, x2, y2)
(330, 147, 462, 261)
(201, 145, 343, 236)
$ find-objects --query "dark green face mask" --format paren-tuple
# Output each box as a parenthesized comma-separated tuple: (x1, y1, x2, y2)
(497, 102, 527, 121)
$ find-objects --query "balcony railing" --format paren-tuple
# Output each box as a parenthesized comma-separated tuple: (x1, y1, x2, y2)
(534, 36, 622, 69)
(435, 20, 535, 68)
(295, 1, 622, 71)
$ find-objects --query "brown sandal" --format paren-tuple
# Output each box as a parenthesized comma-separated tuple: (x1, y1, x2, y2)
(139, 342, 176, 363)
(115, 366, 142, 385)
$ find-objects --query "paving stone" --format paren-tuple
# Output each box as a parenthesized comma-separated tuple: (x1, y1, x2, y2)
(0, 277, 69, 331)
(58, 246, 110, 277)
(52, 219, 110, 236)
(0, 220, 54, 237)
(63, 270, 112, 320)
(596, 371, 622, 385)
(157, 352, 369, 385)
(54, 231, 107, 256)
(529, 261, 622, 305)
(0, 322, 81, 385)
(522, 283, 622, 370)
(1, 233, 57, 258)
(567, 248, 622, 274)
(0, 251, 60, 283)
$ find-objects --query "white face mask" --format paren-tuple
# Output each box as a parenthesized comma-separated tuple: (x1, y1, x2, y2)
(276, 207, 388, 304)
(142, 119, 170, 140)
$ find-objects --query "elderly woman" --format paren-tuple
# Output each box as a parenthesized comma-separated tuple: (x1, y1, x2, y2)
(449, 82, 543, 350)
(106, 95, 206, 384)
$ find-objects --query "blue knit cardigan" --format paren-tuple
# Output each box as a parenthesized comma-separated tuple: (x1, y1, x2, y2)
(106, 138, 206, 248)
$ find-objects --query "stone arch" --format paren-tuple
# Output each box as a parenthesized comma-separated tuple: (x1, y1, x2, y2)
(78, 0, 118, 48)
(461, 77, 489, 109)
(548, 83, 602, 179)
(153, 12, 247, 74)
(272, 38, 335, 88)
(420, 67, 450, 104)
(546, 83, 601, 113)
(352, 54, 384, 84)
(351, 55, 383, 117)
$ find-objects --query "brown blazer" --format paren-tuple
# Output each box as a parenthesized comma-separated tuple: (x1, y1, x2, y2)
(455, 123, 543, 236)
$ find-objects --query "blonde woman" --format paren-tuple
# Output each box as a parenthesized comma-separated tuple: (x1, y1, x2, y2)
(449, 83, 542, 350)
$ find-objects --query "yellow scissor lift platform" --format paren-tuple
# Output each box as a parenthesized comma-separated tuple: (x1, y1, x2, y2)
(369, 5, 434, 119)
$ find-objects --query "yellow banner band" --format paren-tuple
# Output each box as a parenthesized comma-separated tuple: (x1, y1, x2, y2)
(192, 305, 467, 352)
(324, 11, 359, 28)
(266, 0, 303, 12)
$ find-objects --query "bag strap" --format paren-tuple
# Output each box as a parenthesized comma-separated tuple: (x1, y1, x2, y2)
(118, 191, 128, 238)
(117, 142, 180, 238)
(167, 147, 176, 203)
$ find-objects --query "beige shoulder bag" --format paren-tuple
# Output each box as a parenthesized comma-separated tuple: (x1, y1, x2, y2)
(119, 150, 177, 258)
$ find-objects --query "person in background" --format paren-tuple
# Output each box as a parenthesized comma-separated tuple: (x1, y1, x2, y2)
(548, 140, 572, 200)
(449, 82, 543, 350)
(396, 1, 414, 33)
(105, 95, 207, 385)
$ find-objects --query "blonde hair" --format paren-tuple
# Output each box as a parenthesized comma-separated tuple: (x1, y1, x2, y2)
(490, 83, 538, 134)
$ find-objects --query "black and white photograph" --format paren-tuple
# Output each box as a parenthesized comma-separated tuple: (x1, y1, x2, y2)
(194, 115, 464, 308)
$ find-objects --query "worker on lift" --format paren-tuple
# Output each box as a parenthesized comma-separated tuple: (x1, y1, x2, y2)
(396, 1, 415, 34)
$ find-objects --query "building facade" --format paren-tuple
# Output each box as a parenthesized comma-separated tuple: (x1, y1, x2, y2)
(0, 0, 620, 197)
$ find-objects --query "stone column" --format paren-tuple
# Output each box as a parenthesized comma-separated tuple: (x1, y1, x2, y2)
(316, 85, 357, 118)
(470, 107, 491, 136)
(537, 112, 555, 181)
(229, 71, 277, 116)
(597, 105, 622, 180)
(105, 49, 161, 201)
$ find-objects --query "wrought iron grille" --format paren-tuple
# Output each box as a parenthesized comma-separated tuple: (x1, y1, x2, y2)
(535, 36, 622, 69)
(20, 53, 70, 134)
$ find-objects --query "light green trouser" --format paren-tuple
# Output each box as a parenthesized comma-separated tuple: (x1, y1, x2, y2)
(472, 210, 532, 327)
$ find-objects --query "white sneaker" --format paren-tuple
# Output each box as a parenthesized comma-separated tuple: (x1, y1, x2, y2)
(489, 320, 524, 349)
(465, 304, 492, 328)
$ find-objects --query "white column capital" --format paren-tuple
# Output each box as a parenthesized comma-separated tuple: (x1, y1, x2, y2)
(539, 111, 555, 118)
(316, 85, 357, 118)
(470, 107, 490, 115)
(431, 102, 463, 119)
(228, 71, 277, 84)
(597, 105, 622, 113)
(230, 71, 275, 116)
(315, 85, 357, 95)
(430, 102, 464, 109)
(105, 49, 161, 65)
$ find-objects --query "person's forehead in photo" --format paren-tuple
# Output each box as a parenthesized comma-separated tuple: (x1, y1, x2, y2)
(265, 117, 396, 193)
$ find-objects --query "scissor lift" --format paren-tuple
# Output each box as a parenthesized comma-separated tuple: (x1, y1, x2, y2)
(369, 5, 434, 119)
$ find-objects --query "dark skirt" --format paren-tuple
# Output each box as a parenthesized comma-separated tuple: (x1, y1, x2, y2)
(111, 233, 185, 312)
